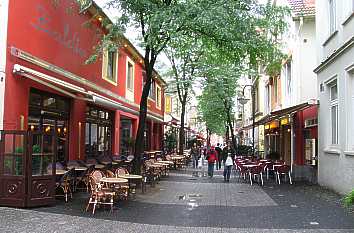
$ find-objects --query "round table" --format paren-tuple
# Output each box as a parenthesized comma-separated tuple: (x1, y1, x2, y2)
(118, 174, 143, 194)
(243, 164, 258, 168)
(67, 166, 87, 171)
(100, 177, 128, 184)
(56, 169, 68, 175)
(94, 164, 105, 169)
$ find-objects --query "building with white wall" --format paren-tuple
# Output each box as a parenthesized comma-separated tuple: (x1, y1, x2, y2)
(314, 0, 354, 194)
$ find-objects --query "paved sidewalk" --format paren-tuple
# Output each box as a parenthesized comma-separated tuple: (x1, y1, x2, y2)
(0, 165, 353, 233)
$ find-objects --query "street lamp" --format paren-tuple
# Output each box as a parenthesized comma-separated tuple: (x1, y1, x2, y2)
(238, 84, 256, 157)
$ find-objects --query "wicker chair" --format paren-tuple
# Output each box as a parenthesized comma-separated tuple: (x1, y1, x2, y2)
(56, 168, 75, 202)
(85, 176, 115, 214)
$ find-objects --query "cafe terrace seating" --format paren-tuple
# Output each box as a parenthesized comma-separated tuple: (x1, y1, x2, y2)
(86, 175, 115, 215)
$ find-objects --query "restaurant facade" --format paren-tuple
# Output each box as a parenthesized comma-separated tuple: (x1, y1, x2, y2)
(0, 0, 165, 206)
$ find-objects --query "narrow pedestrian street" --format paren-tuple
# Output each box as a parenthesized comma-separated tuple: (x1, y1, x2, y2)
(0, 163, 353, 233)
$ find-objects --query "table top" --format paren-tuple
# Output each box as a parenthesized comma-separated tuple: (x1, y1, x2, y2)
(94, 164, 105, 169)
(158, 160, 174, 164)
(56, 169, 68, 175)
(67, 166, 87, 171)
(243, 164, 258, 168)
(155, 162, 169, 166)
(171, 156, 184, 160)
(118, 174, 143, 179)
(100, 177, 128, 183)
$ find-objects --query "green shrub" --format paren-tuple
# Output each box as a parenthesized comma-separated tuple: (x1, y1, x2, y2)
(343, 189, 354, 208)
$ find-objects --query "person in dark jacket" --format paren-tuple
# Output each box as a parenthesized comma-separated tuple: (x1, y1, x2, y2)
(206, 146, 218, 177)
(222, 142, 234, 182)
(190, 143, 200, 169)
(215, 143, 222, 170)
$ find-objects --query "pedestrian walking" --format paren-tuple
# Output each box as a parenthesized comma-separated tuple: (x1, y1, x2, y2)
(206, 146, 218, 177)
(222, 142, 234, 182)
(215, 143, 222, 170)
(190, 143, 200, 169)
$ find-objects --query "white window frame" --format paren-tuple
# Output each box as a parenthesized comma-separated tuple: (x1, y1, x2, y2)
(125, 56, 135, 101)
(329, 80, 338, 145)
(347, 70, 354, 150)
(156, 84, 162, 110)
(328, 0, 336, 34)
(102, 48, 118, 85)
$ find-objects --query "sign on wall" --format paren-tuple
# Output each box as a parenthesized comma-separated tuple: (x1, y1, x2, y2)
(165, 95, 172, 113)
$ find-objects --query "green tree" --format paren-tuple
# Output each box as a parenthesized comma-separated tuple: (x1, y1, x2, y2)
(165, 35, 203, 155)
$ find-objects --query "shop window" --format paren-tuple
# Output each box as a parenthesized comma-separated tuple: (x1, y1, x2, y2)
(28, 89, 70, 162)
(102, 48, 118, 85)
(329, 81, 338, 145)
(85, 106, 112, 158)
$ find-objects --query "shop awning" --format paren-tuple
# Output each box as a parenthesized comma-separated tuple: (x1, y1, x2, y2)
(270, 102, 316, 117)
(240, 101, 318, 130)
(14, 64, 165, 123)
(13, 64, 88, 99)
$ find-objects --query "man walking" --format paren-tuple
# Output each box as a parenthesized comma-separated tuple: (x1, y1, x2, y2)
(215, 143, 222, 170)
(190, 143, 200, 169)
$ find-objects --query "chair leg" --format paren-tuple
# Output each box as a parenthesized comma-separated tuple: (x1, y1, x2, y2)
(260, 173, 264, 186)
(289, 172, 293, 185)
(277, 173, 281, 185)
(92, 203, 96, 215)
(85, 198, 92, 212)
(249, 172, 253, 185)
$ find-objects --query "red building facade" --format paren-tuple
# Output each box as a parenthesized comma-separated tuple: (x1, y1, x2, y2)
(2, 0, 165, 162)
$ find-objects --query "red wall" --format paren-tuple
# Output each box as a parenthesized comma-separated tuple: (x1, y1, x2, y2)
(4, 0, 164, 157)
(294, 106, 318, 165)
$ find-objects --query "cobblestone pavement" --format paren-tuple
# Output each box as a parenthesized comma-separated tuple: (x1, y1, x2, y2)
(0, 166, 353, 233)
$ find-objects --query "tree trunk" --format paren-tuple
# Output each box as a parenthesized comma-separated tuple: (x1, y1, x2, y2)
(226, 107, 237, 151)
(178, 96, 187, 155)
(132, 64, 153, 174)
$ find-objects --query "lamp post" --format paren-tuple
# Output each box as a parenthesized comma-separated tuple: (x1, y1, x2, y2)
(238, 84, 256, 157)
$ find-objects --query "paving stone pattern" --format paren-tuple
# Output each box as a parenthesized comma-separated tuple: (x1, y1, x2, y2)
(0, 165, 353, 233)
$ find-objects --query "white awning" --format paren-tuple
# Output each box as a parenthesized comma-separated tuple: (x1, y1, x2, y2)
(13, 64, 87, 96)
(13, 64, 164, 122)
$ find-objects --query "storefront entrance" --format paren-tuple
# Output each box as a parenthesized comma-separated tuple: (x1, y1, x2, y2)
(28, 89, 69, 162)
(0, 131, 56, 207)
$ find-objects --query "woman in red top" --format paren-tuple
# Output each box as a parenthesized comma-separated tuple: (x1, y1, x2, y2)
(206, 146, 218, 177)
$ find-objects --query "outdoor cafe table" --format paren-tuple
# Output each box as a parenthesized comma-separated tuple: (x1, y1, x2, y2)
(67, 166, 87, 171)
(158, 160, 174, 165)
(117, 174, 144, 193)
(56, 169, 68, 175)
(243, 164, 258, 169)
(94, 164, 105, 169)
(100, 177, 128, 186)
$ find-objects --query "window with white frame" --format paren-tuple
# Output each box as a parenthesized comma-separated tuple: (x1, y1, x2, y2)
(127, 60, 134, 91)
(329, 0, 336, 34)
(349, 72, 354, 149)
(329, 80, 338, 145)
(156, 85, 161, 109)
(125, 57, 134, 101)
(285, 61, 292, 96)
(102, 49, 118, 84)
